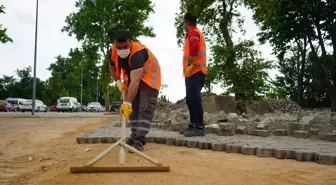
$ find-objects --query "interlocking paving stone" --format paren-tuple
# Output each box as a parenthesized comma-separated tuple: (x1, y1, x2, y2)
(77, 123, 336, 165)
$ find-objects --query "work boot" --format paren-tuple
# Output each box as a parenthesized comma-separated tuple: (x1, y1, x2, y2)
(179, 124, 194, 134)
(132, 140, 144, 151)
(183, 127, 205, 137)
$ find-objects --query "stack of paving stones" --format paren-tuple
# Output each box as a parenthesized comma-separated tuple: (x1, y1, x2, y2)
(76, 120, 336, 165)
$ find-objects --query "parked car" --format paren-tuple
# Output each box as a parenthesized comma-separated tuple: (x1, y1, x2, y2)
(56, 97, 78, 112)
(109, 102, 121, 112)
(0, 102, 17, 112)
(87, 102, 102, 112)
(20, 99, 48, 112)
(6, 97, 27, 111)
(49, 105, 57, 112)
(80, 105, 87, 112)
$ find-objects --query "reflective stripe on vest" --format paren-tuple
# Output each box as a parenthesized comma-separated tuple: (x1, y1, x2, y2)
(142, 54, 159, 89)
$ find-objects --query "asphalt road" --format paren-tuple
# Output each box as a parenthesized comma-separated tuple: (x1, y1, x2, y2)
(0, 111, 118, 118)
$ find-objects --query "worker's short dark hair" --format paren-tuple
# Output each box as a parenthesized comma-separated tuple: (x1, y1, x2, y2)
(184, 13, 197, 26)
(112, 29, 131, 42)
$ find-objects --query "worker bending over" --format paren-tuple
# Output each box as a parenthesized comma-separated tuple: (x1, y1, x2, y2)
(180, 13, 207, 137)
(108, 30, 161, 151)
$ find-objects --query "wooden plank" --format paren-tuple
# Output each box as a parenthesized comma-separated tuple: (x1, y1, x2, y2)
(70, 165, 170, 173)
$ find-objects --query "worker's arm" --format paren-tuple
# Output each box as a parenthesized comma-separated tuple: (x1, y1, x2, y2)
(125, 68, 142, 102)
(187, 31, 200, 65)
(125, 49, 148, 103)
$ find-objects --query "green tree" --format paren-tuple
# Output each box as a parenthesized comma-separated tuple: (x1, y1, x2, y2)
(244, 0, 336, 110)
(203, 63, 217, 92)
(175, 0, 272, 101)
(0, 5, 13, 44)
(62, 0, 155, 109)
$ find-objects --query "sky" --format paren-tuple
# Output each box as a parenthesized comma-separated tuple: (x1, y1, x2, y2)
(0, 0, 277, 103)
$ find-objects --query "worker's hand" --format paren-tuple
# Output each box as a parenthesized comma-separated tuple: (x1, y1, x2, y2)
(120, 102, 132, 120)
(184, 64, 194, 77)
(116, 80, 127, 93)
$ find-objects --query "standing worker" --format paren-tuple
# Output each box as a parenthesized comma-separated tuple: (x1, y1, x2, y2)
(180, 13, 207, 137)
(108, 30, 161, 151)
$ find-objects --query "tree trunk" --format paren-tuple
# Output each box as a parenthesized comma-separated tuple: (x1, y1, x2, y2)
(295, 38, 307, 106)
(331, 23, 336, 62)
(105, 84, 110, 111)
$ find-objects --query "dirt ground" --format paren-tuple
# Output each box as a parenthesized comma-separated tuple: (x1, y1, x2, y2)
(0, 116, 336, 185)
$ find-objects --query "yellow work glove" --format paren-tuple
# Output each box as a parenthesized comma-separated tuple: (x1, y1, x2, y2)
(184, 64, 194, 77)
(116, 80, 127, 93)
(120, 102, 132, 120)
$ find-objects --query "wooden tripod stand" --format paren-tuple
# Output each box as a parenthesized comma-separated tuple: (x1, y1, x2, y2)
(70, 93, 170, 173)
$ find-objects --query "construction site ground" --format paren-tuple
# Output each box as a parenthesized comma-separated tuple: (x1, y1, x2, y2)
(1, 113, 336, 185)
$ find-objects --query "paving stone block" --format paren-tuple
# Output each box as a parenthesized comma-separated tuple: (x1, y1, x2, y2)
(274, 129, 287, 136)
(293, 130, 309, 138)
(217, 129, 235, 136)
(170, 122, 182, 131)
(315, 153, 336, 165)
(273, 149, 293, 159)
(199, 141, 212, 150)
(146, 136, 155, 143)
(294, 150, 315, 162)
(330, 117, 336, 127)
(204, 124, 215, 134)
(288, 122, 310, 135)
(309, 128, 319, 135)
(211, 143, 226, 151)
(151, 123, 158, 128)
(252, 129, 269, 137)
(318, 133, 336, 142)
(107, 137, 115, 143)
(226, 144, 242, 153)
(218, 122, 236, 131)
(235, 126, 247, 134)
(187, 140, 199, 148)
(158, 124, 168, 130)
(88, 137, 98, 144)
(111, 137, 119, 143)
(165, 137, 176, 145)
(100, 137, 109, 143)
(154, 137, 166, 144)
(175, 139, 187, 146)
(256, 122, 268, 130)
(76, 137, 87, 144)
(256, 147, 274, 157)
(241, 146, 256, 155)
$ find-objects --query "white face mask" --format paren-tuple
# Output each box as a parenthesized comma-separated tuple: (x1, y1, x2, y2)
(117, 48, 130, 58)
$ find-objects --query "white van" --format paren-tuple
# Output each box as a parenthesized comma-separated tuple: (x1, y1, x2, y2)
(56, 97, 78, 112)
(6, 98, 28, 111)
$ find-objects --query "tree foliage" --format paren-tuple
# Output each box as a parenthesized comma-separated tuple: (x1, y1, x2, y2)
(62, 0, 155, 108)
(0, 5, 13, 44)
(245, 0, 336, 109)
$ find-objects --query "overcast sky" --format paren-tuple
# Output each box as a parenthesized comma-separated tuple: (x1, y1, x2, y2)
(0, 0, 277, 102)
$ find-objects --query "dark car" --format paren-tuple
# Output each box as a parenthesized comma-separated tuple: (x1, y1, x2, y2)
(109, 102, 121, 112)
(0, 103, 17, 112)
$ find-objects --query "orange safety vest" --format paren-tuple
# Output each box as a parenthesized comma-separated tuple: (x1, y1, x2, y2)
(110, 42, 161, 91)
(183, 27, 207, 77)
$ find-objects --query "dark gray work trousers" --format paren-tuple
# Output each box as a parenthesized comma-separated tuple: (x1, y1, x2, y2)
(185, 71, 205, 127)
(129, 80, 159, 145)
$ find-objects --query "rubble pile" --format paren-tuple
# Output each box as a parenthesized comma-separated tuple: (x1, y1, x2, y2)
(152, 92, 336, 142)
